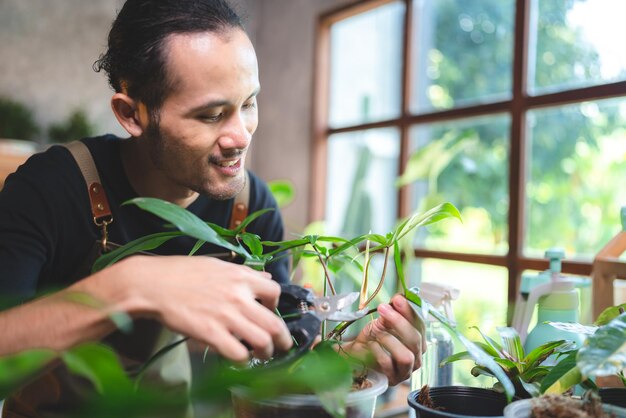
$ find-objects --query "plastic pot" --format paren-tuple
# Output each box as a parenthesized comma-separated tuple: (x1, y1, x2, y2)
(503, 398, 626, 418)
(599, 387, 626, 408)
(231, 370, 387, 418)
(408, 386, 508, 417)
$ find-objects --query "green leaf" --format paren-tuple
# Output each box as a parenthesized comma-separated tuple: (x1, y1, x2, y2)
(234, 208, 275, 233)
(92, 231, 181, 272)
(540, 350, 578, 393)
(544, 365, 582, 395)
(267, 180, 295, 208)
(205, 222, 236, 237)
(188, 239, 205, 256)
(61, 343, 132, 395)
(440, 351, 472, 365)
(578, 312, 626, 378)
(519, 380, 541, 397)
(126, 197, 248, 258)
(521, 366, 550, 382)
(393, 202, 462, 242)
(523, 340, 571, 370)
(595, 304, 626, 326)
(0, 349, 57, 398)
(493, 357, 518, 371)
(240, 233, 264, 256)
(457, 334, 515, 401)
(497, 327, 525, 362)
(300, 344, 352, 418)
(470, 326, 503, 357)
(393, 241, 407, 292)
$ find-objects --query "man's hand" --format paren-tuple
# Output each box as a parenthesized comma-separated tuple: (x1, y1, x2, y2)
(108, 255, 293, 363)
(340, 294, 426, 385)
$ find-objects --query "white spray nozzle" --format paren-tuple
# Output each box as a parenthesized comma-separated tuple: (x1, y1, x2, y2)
(420, 282, 460, 322)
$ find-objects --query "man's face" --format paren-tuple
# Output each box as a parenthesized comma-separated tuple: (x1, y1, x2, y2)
(145, 29, 259, 200)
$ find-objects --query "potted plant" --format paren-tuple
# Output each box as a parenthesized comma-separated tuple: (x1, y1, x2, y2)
(3, 194, 508, 418)
(406, 324, 565, 417)
(92, 197, 468, 418)
(498, 305, 626, 417)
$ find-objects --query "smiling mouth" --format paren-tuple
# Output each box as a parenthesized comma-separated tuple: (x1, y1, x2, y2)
(217, 159, 239, 167)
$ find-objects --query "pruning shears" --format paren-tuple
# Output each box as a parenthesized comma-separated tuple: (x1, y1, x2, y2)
(276, 283, 369, 360)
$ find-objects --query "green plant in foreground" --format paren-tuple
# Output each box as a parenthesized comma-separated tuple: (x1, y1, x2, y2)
(541, 305, 626, 395)
(440, 304, 626, 401)
(442, 326, 575, 397)
(0, 198, 519, 418)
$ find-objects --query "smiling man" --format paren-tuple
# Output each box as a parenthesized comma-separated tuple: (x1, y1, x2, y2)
(0, 0, 423, 416)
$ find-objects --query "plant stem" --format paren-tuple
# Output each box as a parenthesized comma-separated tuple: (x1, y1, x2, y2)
(326, 308, 377, 340)
(313, 245, 336, 296)
(360, 247, 390, 309)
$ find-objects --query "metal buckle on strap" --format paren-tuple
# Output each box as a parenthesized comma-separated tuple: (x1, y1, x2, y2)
(94, 215, 114, 251)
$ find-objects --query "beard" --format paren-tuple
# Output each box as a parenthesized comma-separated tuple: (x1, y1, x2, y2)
(143, 114, 246, 201)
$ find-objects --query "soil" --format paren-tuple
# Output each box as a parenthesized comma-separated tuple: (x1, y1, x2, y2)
(352, 372, 372, 391)
(416, 385, 442, 410)
(531, 392, 612, 418)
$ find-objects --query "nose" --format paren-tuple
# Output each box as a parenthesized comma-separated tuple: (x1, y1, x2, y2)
(217, 111, 254, 150)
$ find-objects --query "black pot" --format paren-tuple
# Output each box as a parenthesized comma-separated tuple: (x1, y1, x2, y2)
(599, 388, 626, 408)
(408, 386, 508, 418)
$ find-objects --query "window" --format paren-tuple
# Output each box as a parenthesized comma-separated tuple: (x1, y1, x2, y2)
(313, 0, 626, 348)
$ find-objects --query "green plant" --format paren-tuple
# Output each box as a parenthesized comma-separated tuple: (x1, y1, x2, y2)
(0, 96, 40, 141)
(441, 304, 626, 402)
(441, 326, 575, 397)
(48, 110, 95, 143)
(0, 198, 521, 418)
(541, 305, 626, 394)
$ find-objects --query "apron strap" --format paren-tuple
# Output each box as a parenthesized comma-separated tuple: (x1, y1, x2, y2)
(65, 141, 113, 249)
(229, 171, 250, 230)
(64, 141, 250, 238)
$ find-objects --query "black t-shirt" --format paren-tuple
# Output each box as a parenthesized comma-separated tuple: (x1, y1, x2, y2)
(0, 134, 288, 305)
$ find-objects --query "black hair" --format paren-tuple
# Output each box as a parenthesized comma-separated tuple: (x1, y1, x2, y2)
(94, 0, 244, 112)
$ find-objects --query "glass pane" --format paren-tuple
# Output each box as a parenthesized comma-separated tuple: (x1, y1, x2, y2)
(325, 128, 400, 236)
(410, 0, 515, 113)
(525, 98, 626, 260)
(412, 259, 508, 386)
(407, 115, 510, 254)
(528, 0, 626, 95)
(328, 2, 404, 128)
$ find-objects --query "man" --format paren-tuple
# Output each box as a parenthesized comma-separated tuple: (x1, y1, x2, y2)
(0, 0, 424, 415)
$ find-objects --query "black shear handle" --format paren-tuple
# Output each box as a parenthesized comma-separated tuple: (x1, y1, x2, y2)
(276, 284, 321, 358)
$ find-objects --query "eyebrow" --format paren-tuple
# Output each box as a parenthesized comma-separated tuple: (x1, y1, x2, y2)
(189, 87, 260, 113)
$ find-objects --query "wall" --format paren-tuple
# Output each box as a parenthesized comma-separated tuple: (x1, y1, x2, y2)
(0, 0, 126, 140)
(246, 0, 357, 232)
(0, 0, 357, 232)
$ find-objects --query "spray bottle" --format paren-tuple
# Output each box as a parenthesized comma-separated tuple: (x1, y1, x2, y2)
(410, 282, 459, 391)
(512, 248, 587, 355)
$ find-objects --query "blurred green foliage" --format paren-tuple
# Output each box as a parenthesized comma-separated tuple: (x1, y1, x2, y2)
(48, 110, 95, 143)
(0, 96, 39, 141)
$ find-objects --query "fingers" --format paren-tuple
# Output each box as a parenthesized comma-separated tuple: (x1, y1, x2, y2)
(378, 303, 423, 360)
(391, 294, 427, 353)
(134, 256, 293, 362)
(240, 298, 293, 354)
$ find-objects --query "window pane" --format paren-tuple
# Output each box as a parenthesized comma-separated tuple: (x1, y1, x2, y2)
(410, 0, 514, 113)
(325, 128, 400, 236)
(411, 259, 508, 386)
(407, 115, 510, 254)
(328, 2, 405, 128)
(528, 0, 626, 95)
(525, 98, 626, 259)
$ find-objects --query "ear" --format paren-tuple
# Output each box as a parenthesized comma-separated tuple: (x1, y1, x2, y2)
(110, 93, 147, 137)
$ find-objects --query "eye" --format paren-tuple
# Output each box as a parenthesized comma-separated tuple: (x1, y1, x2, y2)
(242, 100, 257, 110)
(200, 112, 224, 123)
